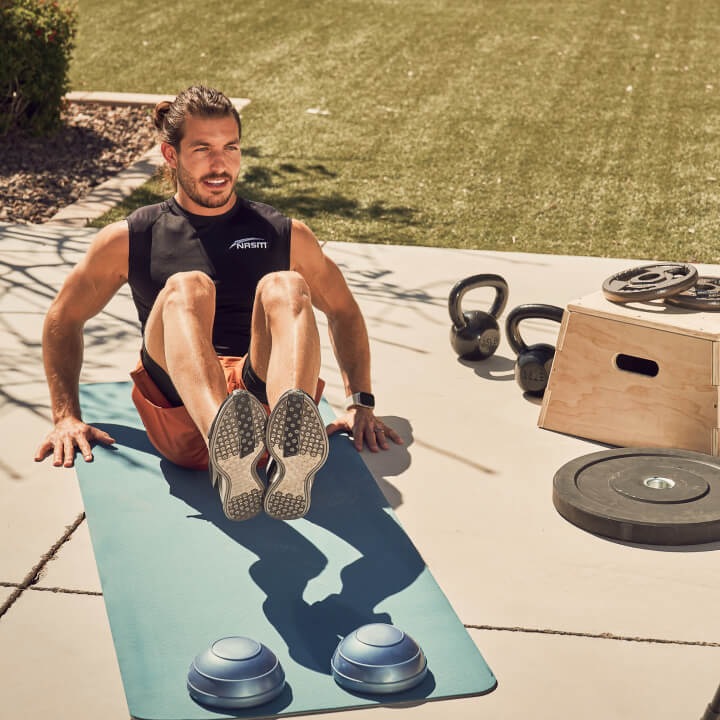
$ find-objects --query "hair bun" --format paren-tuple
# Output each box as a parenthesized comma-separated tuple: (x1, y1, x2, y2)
(153, 100, 172, 131)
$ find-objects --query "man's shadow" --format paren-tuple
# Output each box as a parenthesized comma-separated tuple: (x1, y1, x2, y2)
(105, 424, 429, 686)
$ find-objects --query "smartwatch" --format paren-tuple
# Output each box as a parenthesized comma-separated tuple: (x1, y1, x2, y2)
(345, 391, 375, 410)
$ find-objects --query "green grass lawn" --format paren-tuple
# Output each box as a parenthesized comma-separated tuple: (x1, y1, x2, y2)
(73, 0, 720, 262)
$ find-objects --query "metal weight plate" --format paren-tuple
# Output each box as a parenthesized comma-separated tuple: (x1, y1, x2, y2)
(601, 263, 698, 303)
(552, 448, 720, 545)
(664, 276, 720, 311)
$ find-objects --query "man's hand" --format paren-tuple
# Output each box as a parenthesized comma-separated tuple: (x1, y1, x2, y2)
(326, 406, 403, 452)
(34, 417, 116, 468)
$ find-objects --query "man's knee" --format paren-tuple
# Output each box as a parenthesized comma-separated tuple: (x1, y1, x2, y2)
(256, 271, 311, 315)
(161, 271, 216, 310)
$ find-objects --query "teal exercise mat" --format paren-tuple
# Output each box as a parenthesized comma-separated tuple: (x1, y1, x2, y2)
(76, 382, 496, 720)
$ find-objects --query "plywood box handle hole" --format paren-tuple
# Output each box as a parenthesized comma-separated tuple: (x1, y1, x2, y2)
(614, 353, 660, 378)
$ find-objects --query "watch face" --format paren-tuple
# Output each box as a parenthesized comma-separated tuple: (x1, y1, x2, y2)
(358, 392, 375, 407)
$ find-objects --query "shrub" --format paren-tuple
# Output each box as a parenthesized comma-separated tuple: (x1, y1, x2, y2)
(0, 0, 78, 135)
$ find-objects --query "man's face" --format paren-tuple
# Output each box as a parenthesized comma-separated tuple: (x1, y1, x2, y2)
(163, 113, 242, 215)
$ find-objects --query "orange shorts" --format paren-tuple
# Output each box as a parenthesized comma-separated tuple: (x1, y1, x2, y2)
(130, 355, 324, 471)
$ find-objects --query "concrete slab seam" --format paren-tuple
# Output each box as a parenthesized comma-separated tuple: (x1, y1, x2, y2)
(467, 623, 720, 648)
(0, 582, 102, 597)
(0, 511, 86, 618)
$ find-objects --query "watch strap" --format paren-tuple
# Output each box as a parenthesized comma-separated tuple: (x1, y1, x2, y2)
(345, 391, 375, 410)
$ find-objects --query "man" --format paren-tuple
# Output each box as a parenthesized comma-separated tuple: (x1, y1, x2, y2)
(34, 85, 401, 522)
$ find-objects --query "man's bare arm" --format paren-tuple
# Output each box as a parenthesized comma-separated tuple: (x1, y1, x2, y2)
(290, 220, 402, 451)
(35, 221, 130, 467)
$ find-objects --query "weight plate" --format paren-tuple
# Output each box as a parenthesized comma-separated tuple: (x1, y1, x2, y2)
(601, 263, 698, 303)
(664, 276, 720, 311)
(552, 448, 720, 545)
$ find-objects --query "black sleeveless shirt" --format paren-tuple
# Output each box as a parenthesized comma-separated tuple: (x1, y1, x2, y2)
(126, 196, 291, 356)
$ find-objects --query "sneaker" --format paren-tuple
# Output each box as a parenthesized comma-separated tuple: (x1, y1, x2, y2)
(264, 389, 329, 520)
(208, 389, 268, 521)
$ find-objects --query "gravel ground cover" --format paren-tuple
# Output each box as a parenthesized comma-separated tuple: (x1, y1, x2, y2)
(0, 102, 157, 224)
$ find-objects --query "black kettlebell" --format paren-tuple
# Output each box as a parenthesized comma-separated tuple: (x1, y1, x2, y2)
(505, 304, 564, 396)
(448, 274, 509, 360)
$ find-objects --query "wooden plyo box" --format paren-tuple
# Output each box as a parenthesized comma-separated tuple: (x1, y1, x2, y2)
(538, 290, 720, 455)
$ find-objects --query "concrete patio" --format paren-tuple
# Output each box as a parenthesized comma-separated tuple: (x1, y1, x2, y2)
(1, 216, 719, 719)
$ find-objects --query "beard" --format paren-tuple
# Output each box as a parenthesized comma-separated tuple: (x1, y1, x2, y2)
(176, 162, 236, 209)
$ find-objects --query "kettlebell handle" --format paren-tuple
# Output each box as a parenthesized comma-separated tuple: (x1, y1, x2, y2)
(505, 304, 564, 355)
(448, 274, 509, 329)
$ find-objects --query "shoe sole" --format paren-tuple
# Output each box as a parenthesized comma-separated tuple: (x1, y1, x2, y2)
(209, 390, 267, 521)
(264, 390, 329, 520)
